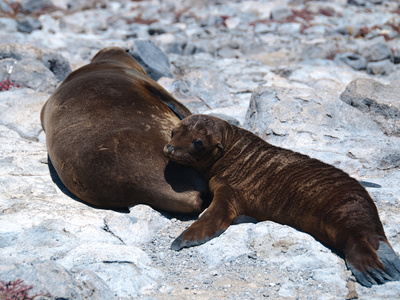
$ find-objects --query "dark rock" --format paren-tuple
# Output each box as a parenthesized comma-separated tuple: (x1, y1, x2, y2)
(393, 49, 400, 64)
(129, 40, 172, 81)
(183, 41, 210, 56)
(200, 15, 226, 28)
(41, 53, 72, 81)
(334, 53, 367, 70)
(340, 78, 400, 136)
(347, 0, 366, 6)
(66, 0, 106, 11)
(148, 22, 166, 36)
(17, 16, 42, 33)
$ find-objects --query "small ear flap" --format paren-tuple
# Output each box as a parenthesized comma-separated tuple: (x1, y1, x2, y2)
(217, 142, 224, 151)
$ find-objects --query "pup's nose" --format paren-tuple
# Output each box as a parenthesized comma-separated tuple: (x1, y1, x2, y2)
(163, 144, 175, 156)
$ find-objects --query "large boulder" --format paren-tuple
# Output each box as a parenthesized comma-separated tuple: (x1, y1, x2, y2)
(0, 43, 71, 92)
(340, 78, 400, 136)
(245, 85, 400, 175)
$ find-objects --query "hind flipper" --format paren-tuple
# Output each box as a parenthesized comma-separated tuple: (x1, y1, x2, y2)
(346, 239, 400, 287)
(376, 241, 400, 280)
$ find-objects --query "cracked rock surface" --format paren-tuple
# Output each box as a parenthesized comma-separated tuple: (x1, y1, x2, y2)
(1, 0, 400, 299)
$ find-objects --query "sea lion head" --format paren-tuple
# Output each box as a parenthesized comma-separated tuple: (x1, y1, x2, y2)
(164, 114, 224, 170)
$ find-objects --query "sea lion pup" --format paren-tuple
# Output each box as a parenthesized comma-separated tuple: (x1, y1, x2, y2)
(164, 114, 400, 287)
(41, 47, 209, 213)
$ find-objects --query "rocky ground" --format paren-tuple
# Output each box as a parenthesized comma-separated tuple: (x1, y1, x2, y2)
(1, 0, 400, 299)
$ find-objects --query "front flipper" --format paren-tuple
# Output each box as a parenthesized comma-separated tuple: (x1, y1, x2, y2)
(171, 185, 238, 250)
(346, 238, 400, 287)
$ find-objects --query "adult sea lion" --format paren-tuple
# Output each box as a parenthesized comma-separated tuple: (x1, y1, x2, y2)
(164, 114, 400, 287)
(40, 47, 208, 213)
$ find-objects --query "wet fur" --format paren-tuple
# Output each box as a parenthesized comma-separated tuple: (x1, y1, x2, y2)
(164, 114, 400, 287)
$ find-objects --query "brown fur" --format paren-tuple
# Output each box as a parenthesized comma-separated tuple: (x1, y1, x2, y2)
(164, 114, 400, 286)
(41, 47, 208, 213)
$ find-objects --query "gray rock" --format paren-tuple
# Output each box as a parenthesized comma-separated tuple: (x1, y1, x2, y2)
(0, 260, 116, 299)
(254, 22, 277, 34)
(158, 69, 230, 110)
(208, 113, 241, 127)
(129, 40, 172, 81)
(104, 205, 171, 246)
(0, 58, 56, 92)
(270, 5, 293, 21)
(157, 76, 208, 112)
(334, 53, 368, 70)
(0, 44, 71, 87)
(183, 40, 215, 56)
(287, 62, 363, 92)
(245, 86, 400, 173)
(0, 88, 49, 139)
(6, 58, 57, 92)
(21, 0, 55, 13)
(17, 16, 42, 33)
(217, 45, 240, 58)
(197, 224, 253, 267)
(340, 78, 400, 136)
(359, 37, 392, 62)
(303, 24, 333, 37)
(367, 59, 394, 75)
(301, 42, 338, 61)
(0, 1, 14, 15)
(224, 17, 241, 30)
(0, 17, 18, 33)
(276, 22, 302, 36)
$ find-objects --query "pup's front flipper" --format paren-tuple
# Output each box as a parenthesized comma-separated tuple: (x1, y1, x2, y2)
(171, 185, 238, 250)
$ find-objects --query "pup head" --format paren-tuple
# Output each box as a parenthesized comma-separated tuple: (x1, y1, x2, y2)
(163, 115, 224, 170)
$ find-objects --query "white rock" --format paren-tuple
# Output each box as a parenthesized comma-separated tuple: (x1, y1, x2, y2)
(197, 224, 253, 267)
(225, 17, 241, 30)
(0, 88, 49, 139)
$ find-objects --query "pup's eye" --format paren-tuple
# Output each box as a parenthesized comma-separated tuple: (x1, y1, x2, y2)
(171, 130, 174, 138)
(192, 139, 203, 150)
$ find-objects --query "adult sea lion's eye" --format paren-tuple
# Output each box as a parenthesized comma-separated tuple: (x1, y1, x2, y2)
(171, 130, 174, 138)
(192, 139, 203, 150)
